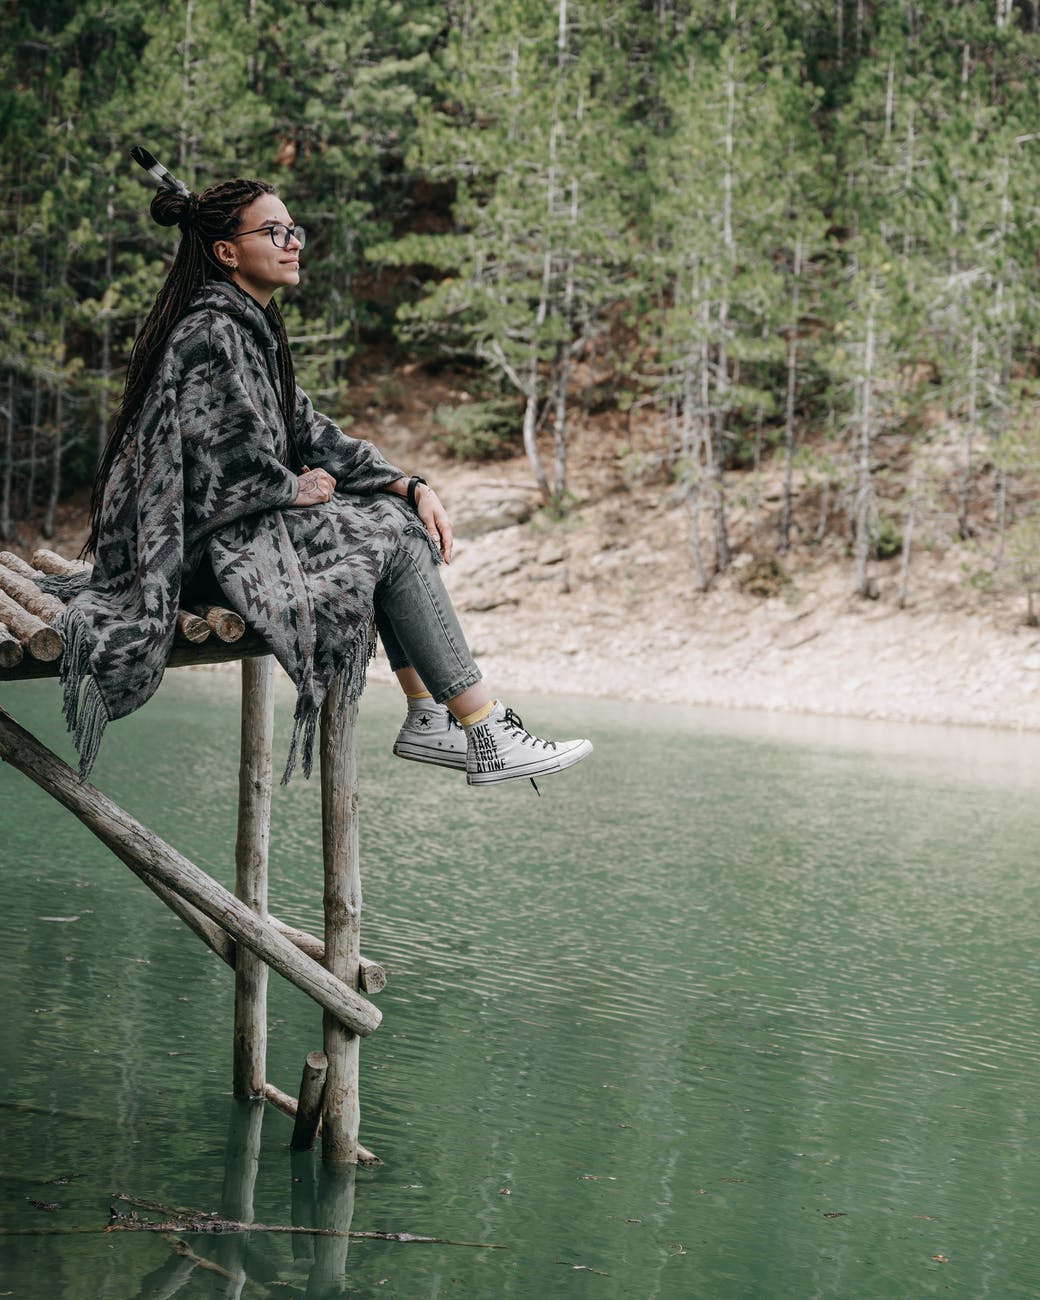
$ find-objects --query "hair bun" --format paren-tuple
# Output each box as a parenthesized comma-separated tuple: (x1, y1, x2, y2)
(151, 188, 196, 228)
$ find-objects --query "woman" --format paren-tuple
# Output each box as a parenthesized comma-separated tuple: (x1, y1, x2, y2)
(56, 157, 591, 786)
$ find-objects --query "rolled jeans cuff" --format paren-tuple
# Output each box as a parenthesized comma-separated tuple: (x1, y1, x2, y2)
(373, 528, 482, 704)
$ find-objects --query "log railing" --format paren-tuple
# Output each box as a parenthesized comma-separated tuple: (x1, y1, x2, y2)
(0, 548, 382, 1165)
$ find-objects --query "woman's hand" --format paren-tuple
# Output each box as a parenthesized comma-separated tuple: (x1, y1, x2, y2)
(292, 465, 337, 507)
(415, 484, 454, 564)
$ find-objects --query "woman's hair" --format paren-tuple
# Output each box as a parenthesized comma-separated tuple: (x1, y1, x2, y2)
(84, 177, 300, 557)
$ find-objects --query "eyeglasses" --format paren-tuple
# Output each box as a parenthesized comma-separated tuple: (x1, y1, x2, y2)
(230, 223, 307, 249)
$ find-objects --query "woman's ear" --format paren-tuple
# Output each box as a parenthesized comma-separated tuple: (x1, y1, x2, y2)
(212, 239, 238, 270)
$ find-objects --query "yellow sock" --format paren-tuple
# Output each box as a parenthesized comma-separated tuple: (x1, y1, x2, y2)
(458, 700, 495, 727)
(406, 690, 433, 701)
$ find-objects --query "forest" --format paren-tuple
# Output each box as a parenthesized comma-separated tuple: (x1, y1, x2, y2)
(2, 0, 1040, 606)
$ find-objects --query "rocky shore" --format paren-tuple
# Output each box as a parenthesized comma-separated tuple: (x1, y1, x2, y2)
(9, 400, 1039, 736)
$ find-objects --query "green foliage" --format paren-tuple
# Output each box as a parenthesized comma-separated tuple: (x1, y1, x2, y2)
(432, 397, 520, 461)
(2, 0, 1040, 579)
(872, 515, 904, 560)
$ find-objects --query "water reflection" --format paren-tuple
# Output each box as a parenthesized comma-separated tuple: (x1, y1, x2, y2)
(129, 1100, 358, 1299)
(2, 676, 1040, 1298)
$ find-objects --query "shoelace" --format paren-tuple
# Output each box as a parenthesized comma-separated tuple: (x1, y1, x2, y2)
(502, 708, 558, 751)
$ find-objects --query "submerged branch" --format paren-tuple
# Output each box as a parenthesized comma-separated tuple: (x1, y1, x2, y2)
(1, 1196, 505, 1251)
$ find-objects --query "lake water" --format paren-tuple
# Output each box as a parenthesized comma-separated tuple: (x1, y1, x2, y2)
(1, 672, 1039, 1299)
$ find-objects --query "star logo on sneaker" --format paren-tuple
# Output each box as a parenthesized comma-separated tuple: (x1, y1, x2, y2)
(417, 712, 433, 729)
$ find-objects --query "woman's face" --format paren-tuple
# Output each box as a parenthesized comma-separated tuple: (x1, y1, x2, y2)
(216, 192, 302, 306)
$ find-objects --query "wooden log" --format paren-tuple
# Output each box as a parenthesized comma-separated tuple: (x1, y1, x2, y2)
(0, 631, 272, 682)
(0, 561, 67, 623)
(31, 548, 90, 577)
(98, 879, 382, 993)
(0, 707, 382, 1037)
(269, 915, 325, 960)
(233, 657, 274, 1099)
(319, 679, 363, 1165)
(175, 609, 210, 644)
(0, 625, 22, 670)
(0, 590, 62, 661)
(262, 1083, 380, 1167)
(0, 551, 41, 580)
(358, 955, 387, 996)
(191, 603, 245, 643)
(267, 917, 387, 994)
(291, 1050, 328, 1151)
(128, 861, 234, 966)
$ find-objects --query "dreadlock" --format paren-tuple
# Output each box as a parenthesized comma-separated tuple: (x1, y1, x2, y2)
(84, 177, 301, 557)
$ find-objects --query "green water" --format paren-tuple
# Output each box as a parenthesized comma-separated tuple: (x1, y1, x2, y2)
(1, 673, 1039, 1299)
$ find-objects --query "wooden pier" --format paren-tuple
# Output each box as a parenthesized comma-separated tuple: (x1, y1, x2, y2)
(0, 549, 384, 1166)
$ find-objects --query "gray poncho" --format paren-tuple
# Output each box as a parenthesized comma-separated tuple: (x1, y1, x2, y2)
(54, 280, 424, 780)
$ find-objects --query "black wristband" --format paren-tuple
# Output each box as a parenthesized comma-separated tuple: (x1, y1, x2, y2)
(406, 475, 428, 511)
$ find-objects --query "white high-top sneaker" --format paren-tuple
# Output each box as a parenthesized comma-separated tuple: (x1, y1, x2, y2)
(392, 699, 468, 770)
(464, 702, 593, 786)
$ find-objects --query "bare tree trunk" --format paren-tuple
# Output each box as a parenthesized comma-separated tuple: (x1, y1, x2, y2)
(1, 183, 21, 541)
(179, 0, 195, 171)
(522, 365, 550, 499)
(779, 235, 802, 555)
(98, 179, 115, 463)
(43, 375, 63, 540)
(815, 479, 831, 546)
(995, 468, 1008, 568)
(854, 280, 877, 598)
(710, 67, 736, 574)
(957, 327, 978, 539)
(552, 339, 569, 502)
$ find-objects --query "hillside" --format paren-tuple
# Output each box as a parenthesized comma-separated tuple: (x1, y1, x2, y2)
(9, 363, 1039, 735)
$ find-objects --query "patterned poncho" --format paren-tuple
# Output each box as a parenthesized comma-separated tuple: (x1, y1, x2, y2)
(53, 280, 424, 781)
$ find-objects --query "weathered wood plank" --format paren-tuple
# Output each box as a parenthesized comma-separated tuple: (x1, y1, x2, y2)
(176, 609, 211, 644)
(31, 548, 90, 577)
(262, 1082, 380, 1166)
(0, 625, 22, 670)
(0, 552, 42, 580)
(233, 657, 274, 1099)
(266, 916, 386, 993)
(0, 590, 62, 661)
(319, 678, 363, 1164)
(0, 631, 272, 682)
(291, 1050, 328, 1151)
(0, 706, 381, 1037)
(0, 562, 66, 624)
(193, 604, 245, 643)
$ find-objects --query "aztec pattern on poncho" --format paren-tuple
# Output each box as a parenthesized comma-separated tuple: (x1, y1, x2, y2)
(50, 280, 425, 781)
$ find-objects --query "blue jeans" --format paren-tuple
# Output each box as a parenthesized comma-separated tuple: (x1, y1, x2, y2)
(373, 529, 482, 704)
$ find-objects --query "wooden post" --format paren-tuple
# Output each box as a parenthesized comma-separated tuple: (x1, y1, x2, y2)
(233, 656, 274, 1098)
(291, 1050, 328, 1151)
(319, 679, 362, 1165)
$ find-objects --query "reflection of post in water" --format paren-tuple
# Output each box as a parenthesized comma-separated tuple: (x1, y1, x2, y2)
(213, 1098, 266, 1298)
(290, 1148, 317, 1268)
(132, 1099, 266, 1300)
(306, 1163, 357, 1300)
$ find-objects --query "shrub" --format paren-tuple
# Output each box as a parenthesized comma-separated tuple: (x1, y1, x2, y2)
(431, 398, 521, 460)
